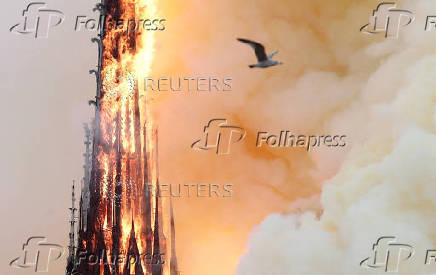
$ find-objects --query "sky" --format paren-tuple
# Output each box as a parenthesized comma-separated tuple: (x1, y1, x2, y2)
(1, 0, 436, 275)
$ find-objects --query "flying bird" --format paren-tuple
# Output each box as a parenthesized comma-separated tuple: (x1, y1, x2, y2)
(237, 38, 282, 68)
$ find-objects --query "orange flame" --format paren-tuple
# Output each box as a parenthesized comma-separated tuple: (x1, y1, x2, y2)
(92, 0, 161, 273)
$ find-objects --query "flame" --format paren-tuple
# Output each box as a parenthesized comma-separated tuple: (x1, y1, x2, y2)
(89, 0, 163, 274)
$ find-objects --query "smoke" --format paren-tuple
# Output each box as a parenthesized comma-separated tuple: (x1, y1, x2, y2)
(2, 0, 435, 274)
(236, 0, 436, 274)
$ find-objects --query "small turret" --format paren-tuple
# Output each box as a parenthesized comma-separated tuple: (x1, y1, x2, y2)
(66, 181, 77, 275)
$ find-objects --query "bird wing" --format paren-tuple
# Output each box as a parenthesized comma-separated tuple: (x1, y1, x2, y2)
(237, 38, 268, 62)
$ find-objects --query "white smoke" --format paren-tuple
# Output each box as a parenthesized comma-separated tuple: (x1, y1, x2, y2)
(237, 0, 436, 274)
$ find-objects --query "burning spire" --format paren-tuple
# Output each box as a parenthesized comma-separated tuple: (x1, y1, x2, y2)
(68, 1, 177, 274)
(169, 199, 179, 275)
(124, 214, 144, 275)
(81, 124, 92, 231)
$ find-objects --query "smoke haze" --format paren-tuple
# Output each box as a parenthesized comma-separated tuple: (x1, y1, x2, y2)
(1, 0, 435, 274)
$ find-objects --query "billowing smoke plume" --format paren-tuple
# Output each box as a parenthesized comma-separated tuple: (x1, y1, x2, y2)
(236, 0, 436, 274)
(2, 0, 434, 274)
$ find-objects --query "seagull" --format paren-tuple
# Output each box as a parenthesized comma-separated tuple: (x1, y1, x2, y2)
(237, 38, 282, 68)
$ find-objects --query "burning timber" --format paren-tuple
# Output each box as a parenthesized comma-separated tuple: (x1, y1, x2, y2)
(66, 1, 179, 274)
